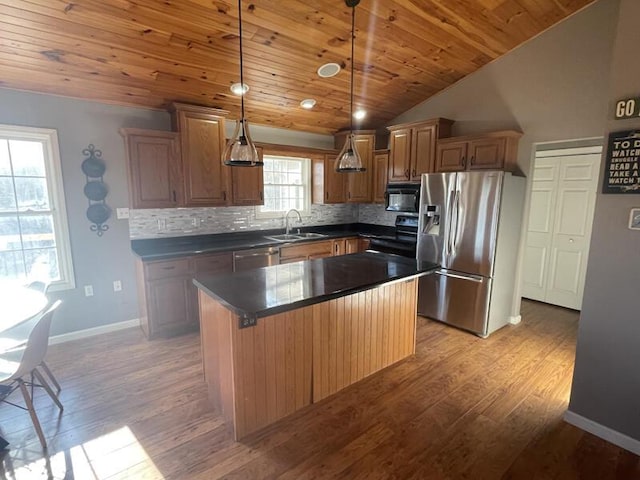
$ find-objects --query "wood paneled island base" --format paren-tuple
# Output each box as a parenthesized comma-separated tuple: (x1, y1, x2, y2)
(198, 278, 418, 440)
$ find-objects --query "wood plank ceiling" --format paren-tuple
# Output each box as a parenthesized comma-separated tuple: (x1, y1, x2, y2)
(0, 0, 595, 134)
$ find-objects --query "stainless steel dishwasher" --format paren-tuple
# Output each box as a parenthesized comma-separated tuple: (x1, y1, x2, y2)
(232, 247, 280, 272)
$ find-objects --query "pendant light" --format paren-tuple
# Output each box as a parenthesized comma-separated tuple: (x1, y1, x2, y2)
(223, 0, 262, 167)
(335, 0, 365, 173)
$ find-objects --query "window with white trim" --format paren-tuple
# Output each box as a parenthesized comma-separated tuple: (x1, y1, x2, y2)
(257, 155, 311, 217)
(0, 125, 75, 290)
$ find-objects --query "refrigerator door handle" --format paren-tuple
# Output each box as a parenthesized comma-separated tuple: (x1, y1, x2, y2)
(453, 190, 462, 251)
(435, 270, 484, 283)
(446, 188, 456, 260)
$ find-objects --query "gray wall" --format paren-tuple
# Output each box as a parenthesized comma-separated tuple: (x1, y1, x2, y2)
(568, 0, 640, 443)
(0, 88, 336, 335)
(388, 0, 619, 318)
(391, 0, 617, 176)
(0, 89, 170, 335)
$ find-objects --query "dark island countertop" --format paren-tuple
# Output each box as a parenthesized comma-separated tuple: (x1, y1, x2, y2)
(131, 223, 396, 260)
(193, 252, 438, 327)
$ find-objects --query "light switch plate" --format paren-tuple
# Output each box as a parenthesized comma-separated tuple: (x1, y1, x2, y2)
(629, 208, 640, 230)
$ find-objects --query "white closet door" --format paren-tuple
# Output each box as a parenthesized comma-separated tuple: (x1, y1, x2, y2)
(522, 147, 601, 310)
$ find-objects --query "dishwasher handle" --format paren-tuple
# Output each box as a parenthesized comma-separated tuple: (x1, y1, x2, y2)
(233, 247, 280, 272)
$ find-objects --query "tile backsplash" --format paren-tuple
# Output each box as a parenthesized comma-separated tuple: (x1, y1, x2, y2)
(129, 204, 361, 239)
(358, 204, 401, 227)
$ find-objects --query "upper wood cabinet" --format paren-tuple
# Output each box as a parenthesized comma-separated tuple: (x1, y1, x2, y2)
(229, 147, 264, 206)
(435, 131, 523, 174)
(334, 130, 376, 203)
(373, 150, 389, 204)
(171, 103, 229, 206)
(312, 152, 346, 204)
(120, 129, 182, 209)
(387, 119, 454, 183)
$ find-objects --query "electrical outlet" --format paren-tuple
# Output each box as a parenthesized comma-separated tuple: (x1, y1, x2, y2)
(191, 218, 199, 227)
(116, 208, 130, 219)
(157, 218, 166, 230)
(113, 280, 122, 292)
(84, 285, 94, 297)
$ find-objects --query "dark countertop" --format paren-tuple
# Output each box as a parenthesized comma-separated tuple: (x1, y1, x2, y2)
(131, 223, 397, 260)
(193, 252, 438, 327)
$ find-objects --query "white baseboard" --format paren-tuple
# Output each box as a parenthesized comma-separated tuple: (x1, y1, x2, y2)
(50, 319, 139, 345)
(509, 314, 522, 325)
(564, 410, 640, 455)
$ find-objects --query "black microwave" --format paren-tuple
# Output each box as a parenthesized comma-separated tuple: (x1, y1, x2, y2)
(385, 183, 420, 213)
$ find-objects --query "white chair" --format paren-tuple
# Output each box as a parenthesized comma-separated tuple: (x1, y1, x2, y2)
(0, 301, 63, 449)
(25, 281, 61, 393)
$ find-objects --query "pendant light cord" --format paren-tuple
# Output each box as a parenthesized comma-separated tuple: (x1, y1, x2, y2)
(349, 3, 355, 135)
(238, 0, 246, 136)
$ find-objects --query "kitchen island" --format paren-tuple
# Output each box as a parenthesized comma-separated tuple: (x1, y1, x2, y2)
(194, 252, 437, 439)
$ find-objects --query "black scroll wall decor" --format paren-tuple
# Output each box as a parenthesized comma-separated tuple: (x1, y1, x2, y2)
(82, 144, 111, 236)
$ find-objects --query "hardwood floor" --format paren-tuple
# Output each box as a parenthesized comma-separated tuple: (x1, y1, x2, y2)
(1, 300, 638, 479)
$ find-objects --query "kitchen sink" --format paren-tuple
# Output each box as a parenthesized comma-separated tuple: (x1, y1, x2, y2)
(295, 232, 327, 239)
(264, 232, 327, 242)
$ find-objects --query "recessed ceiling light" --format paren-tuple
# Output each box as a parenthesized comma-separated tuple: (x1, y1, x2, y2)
(353, 109, 366, 120)
(317, 63, 341, 78)
(230, 82, 249, 95)
(300, 99, 317, 109)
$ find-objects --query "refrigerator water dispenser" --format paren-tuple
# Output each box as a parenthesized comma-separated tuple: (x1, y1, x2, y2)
(422, 205, 440, 235)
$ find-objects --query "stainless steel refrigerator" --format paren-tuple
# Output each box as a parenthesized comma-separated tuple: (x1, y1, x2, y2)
(417, 171, 525, 337)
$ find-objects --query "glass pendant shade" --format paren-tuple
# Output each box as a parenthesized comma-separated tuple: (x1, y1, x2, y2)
(335, 133, 365, 172)
(223, 118, 262, 166)
(335, 0, 365, 173)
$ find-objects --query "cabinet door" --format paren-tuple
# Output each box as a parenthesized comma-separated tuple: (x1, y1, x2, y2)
(332, 239, 346, 256)
(345, 237, 360, 254)
(346, 135, 374, 203)
(230, 148, 264, 206)
(411, 124, 436, 180)
(373, 152, 389, 203)
(388, 128, 411, 182)
(436, 141, 468, 172)
(123, 131, 182, 209)
(468, 137, 506, 170)
(179, 112, 228, 206)
(147, 276, 196, 338)
(325, 155, 347, 203)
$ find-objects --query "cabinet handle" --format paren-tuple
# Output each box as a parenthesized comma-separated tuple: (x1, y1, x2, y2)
(470, 156, 475, 166)
(260, 191, 263, 200)
(326, 191, 329, 200)
(462, 156, 467, 168)
(348, 191, 351, 199)
(412, 168, 416, 178)
(223, 191, 227, 201)
(405, 168, 410, 178)
(172, 190, 176, 202)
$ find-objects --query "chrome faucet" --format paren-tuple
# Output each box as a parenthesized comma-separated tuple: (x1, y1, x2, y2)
(284, 209, 302, 235)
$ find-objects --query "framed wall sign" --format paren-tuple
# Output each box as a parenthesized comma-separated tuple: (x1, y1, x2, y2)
(602, 130, 640, 194)
(615, 97, 640, 120)
(629, 208, 640, 230)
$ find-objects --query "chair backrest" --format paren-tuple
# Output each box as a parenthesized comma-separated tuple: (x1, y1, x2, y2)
(10, 300, 61, 380)
(26, 280, 51, 295)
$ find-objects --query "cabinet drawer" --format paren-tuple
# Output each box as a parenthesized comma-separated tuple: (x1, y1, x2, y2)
(192, 252, 232, 274)
(145, 258, 191, 280)
(280, 240, 334, 261)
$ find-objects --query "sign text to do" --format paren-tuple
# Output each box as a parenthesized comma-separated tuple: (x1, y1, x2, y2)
(615, 97, 640, 120)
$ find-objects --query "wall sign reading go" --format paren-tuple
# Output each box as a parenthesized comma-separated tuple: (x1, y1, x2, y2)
(615, 97, 640, 120)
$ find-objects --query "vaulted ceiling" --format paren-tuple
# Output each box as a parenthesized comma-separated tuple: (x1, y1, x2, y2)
(1, 0, 595, 134)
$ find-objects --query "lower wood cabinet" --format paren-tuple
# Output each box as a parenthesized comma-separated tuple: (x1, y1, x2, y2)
(331, 236, 361, 256)
(280, 240, 334, 264)
(136, 252, 232, 339)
